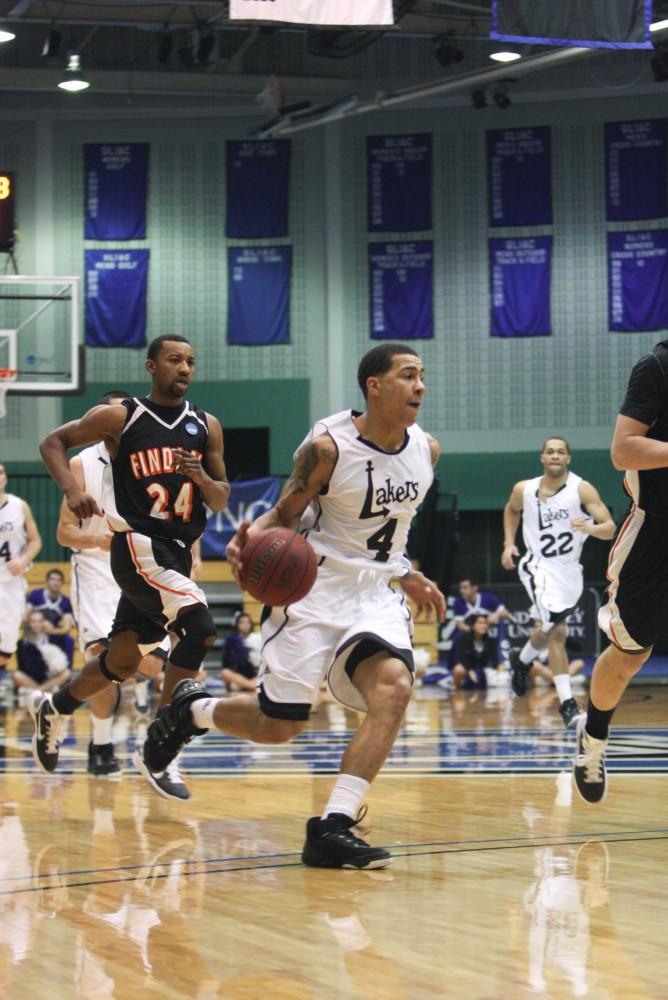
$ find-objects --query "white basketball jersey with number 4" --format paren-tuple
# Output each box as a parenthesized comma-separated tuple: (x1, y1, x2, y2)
(300, 410, 434, 578)
(522, 472, 590, 567)
(0, 494, 26, 581)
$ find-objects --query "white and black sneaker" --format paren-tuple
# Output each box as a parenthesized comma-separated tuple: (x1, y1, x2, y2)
(559, 697, 585, 730)
(88, 742, 123, 779)
(133, 748, 190, 800)
(302, 809, 392, 869)
(573, 717, 608, 804)
(29, 692, 65, 773)
(509, 647, 529, 697)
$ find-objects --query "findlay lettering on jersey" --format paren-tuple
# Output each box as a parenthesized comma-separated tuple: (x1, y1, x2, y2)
(129, 447, 203, 480)
(359, 459, 419, 520)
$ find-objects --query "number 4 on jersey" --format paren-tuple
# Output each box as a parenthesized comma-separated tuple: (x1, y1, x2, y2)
(366, 518, 397, 562)
(146, 481, 194, 522)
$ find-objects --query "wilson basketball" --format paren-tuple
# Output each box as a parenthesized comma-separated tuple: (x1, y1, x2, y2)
(240, 527, 318, 606)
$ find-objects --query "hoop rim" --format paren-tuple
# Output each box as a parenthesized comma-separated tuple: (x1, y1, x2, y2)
(0, 368, 17, 379)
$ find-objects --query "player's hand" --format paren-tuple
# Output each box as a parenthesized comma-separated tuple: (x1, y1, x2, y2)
(173, 448, 206, 484)
(501, 544, 519, 570)
(191, 553, 202, 579)
(226, 521, 250, 584)
(6, 558, 25, 577)
(399, 570, 446, 623)
(65, 488, 102, 520)
(570, 516, 589, 534)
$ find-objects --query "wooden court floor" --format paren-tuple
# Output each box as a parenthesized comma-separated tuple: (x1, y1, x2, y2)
(1, 683, 667, 999)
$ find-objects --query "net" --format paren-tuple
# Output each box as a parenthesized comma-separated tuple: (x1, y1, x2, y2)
(0, 368, 17, 419)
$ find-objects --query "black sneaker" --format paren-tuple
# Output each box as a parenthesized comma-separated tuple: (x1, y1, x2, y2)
(87, 742, 123, 779)
(133, 679, 210, 801)
(509, 647, 529, 697)
(559, 697, 584, 730)
(302, 811, 392, 869)
(28, 692, 65, 773)
(573, 717, 608, 804)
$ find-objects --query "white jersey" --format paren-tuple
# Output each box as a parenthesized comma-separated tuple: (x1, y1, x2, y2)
(301, 410, 434, 579)
(521, 472, 590, 568)
(0, 493, 27, 582)
(73, 442, 113, 568)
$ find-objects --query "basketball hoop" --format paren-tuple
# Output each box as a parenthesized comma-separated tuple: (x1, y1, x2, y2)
(0, 368, 17, 419)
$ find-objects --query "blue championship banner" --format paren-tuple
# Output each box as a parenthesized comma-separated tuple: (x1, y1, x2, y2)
(369, 241, 433, 341)
(491, 0, 652, 50)
(201, 477, 282, 557)
(490, 237, 552, 338)
(487, 127, 552, 227)
(228, 246, 291, 345)
(606, 119, 668, 222)
(226, 140, 290, 238)
(85, 250, 149, 348)
(367, 134, 432, 233)
(84, 144, 149, 240)
(609, 230, 668, 332)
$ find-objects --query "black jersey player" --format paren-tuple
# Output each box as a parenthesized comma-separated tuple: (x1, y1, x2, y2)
(30, 335, 230, 798)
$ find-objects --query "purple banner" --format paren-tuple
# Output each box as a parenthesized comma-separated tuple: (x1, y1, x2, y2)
(367, 134, 432, 233)
(606, 120, 667, 222)
(369, 241, 433, 341)
(85, 250, 149, 348)
(490, 237, 551, 338)
(491, 0, 652, 50)
(609, 230, 668, 332)
(228, 246, 291, 345)
(487, 127, 551, 227)
(84, 144, 149, 240)
(226, 140, 290, 238)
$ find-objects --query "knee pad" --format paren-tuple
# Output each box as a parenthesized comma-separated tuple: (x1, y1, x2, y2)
(98, 649, 126, 685)
(170, 606, 217, 671)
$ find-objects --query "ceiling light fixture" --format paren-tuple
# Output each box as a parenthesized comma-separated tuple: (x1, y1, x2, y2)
(0, 26, 15, 44)
(650, 19, 668, 32)
(489, 49, 521, 63)
(58, 53, 90, 92)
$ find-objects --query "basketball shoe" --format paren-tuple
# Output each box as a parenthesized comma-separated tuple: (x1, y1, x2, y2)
(573, 717, 608, 804)
(559, 697, 584, 730)
(29, 691, 65, 773)
(133, 678, 209, 801)
(509, 647, 530, 696)
(302, 807, 392, 869)
(87, 742, 123, 779)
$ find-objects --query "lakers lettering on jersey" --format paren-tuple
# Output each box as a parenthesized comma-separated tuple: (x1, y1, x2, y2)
(301, 409, 433, 577)
(0, 494, 27, 581)
(522, 472, 591, 567)
(103, 397, 209, 546)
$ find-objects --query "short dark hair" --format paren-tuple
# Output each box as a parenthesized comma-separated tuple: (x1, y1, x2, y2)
(147, 335, 191, 362)
(357, 343, 419, 400)
(541, 435, 570, 455)
(458, 576, 478, 587)
(46, 568, 64, 581)
(97, 389, 131, 405)
(465, 613, 487, 628)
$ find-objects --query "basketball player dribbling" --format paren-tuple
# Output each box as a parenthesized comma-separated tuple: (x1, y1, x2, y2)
(501, 437, 615, 728)
(29, 335, 230, 799)
(0, 462, 42, 679)
(138, 343, 446, 868)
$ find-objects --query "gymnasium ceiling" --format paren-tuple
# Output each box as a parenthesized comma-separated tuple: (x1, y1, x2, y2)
(1, 1, 668, 120)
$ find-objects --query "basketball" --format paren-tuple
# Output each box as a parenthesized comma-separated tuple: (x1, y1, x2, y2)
(239, 527, 318, 606)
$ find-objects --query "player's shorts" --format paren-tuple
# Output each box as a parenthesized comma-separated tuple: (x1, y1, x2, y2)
(599, 506, 668, 652)
(259, 559, 414, 718)
(0, 575, 27, 655)
(71, 554, 119, 653)
(109, 531, 206, 648)
(518, 553, 582, 628)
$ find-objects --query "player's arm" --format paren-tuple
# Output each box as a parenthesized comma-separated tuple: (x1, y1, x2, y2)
(610, 414, 668, 471)
(425, 433, 441, 469)
(56, 456, 112, 552)
(501, 481, 525, 569)
(226, 434, 337, 576)
(39, 406, 127, 519)
(572, 482, 616, 541)
(173, 413, 230, 512)
(191, 537, 202, 579)
(8, 500, 42, 576)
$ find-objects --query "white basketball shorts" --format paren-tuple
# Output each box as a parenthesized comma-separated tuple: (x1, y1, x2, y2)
(259, 559, 414, 715)
(518, 554, 583, 627)
(0, 575, 27, 654)
(71, 555, 119, 652)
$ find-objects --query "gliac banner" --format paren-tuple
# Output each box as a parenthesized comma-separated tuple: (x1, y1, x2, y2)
(201, 477, 282, 557)
(229, 0, 393, 26)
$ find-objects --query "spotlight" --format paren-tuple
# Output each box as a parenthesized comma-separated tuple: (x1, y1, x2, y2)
(195, 29, 216, 65)
(492, 85, 511, 109)
(651, 45, 668, 82)
(0, 24, 15, 44)
(433, 33, 464, 69)
(58, 52, 89, 92)
(41, 28, 61, 59)
(157, 32, 173, 64)
(471, 88, 486, 109)
(489, 49, 521, 63)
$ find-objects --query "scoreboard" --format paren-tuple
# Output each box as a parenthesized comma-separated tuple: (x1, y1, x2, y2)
(0, 172, 15, 251)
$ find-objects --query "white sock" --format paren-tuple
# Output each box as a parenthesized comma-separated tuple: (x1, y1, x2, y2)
(322, 774, 370, 821)
(554, 673, 573, 703)
(134, 679, 149, 708)
(91, 713, 114, 746)
(520, 641, 542, 665)
(190, 698, 218, 729)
